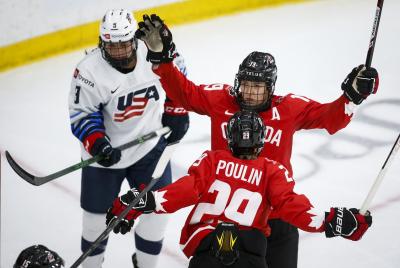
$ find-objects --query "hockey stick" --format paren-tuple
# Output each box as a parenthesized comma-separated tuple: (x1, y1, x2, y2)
(360, 133, 400, 215)
(70, 141, 178, 268)
(5, 127, 170, 186)
(358, 0, 386, 215)
(365, 0, 384, 68)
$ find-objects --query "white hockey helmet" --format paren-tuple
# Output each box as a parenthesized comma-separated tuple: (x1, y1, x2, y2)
(100, 9, 136, 42)
(99, 9, 138, 70)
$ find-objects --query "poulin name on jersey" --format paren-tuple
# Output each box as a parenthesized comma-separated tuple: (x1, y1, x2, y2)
(216, 160, 262, 186)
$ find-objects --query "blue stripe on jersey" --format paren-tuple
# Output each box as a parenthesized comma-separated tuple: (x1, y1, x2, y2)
(71, 111, 105, 142)
(70, 111, 83, 119)
(77, 123, 101, 141)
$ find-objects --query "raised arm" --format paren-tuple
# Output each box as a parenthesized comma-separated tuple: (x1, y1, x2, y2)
(135, 13, 230, 116)
(289, 94, 353, 134)
(155, 62, 231, 115)
(266, 160, 372, 240)
(291, 64, 379, 134)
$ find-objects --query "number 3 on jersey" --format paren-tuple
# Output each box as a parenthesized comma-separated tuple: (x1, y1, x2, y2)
(190, 179, 262, 226)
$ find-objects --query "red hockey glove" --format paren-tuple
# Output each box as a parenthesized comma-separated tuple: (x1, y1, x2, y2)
(135, 14, 176, 64)
(106, 187, 156, 234)
(342, 65, 379, 105)
(324, 207, 372, 241)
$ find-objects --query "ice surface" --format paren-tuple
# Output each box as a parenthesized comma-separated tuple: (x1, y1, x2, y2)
(1, 0, 399, 267)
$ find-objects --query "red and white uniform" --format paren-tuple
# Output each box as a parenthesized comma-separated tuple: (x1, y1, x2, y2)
(153, 62, 355, 176)
(152, 150, 325, 258)
(153, 62, 355, 220)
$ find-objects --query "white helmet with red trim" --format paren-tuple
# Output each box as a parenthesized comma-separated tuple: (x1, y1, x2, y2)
(100, 9, 136, 42)
(99, 9, 138, 70)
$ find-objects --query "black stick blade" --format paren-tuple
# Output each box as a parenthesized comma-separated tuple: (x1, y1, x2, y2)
(5, 151, 40, 186)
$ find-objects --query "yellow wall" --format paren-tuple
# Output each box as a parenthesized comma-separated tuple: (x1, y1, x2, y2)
(0, 0, 309, 72)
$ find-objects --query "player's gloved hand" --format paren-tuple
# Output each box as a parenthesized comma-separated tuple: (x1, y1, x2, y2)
(162, 98, 189, 143)
(106, 187, 156, 234)
(324, 207, 372, 241)
(342, 65, 379, 105)
(90, 137, 121, 167)
(135, 14, 176, 64)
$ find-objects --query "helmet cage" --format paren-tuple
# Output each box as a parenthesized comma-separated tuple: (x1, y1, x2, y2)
(99, 9, 137, 70)
(232, 52, 277, 111)
(99, 37, 138, 70)
(234, 74, 275, 111)
(226, 111, 266, 157)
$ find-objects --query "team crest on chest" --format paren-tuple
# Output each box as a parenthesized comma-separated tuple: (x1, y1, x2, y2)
(114, 85, 159, 122)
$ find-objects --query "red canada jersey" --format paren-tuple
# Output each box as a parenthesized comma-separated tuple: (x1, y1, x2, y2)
(153, 150, 324, 258)
(153, 62, 354, 177)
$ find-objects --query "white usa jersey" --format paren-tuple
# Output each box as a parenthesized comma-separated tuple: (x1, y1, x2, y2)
(68, 41, 166, 168)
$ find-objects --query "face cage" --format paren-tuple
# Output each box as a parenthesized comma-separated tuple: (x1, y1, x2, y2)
(99, 38, 137, 69)
(234, 76, 275, 111)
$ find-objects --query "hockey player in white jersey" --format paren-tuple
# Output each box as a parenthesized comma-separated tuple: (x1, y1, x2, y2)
(68, 9, 189, 268)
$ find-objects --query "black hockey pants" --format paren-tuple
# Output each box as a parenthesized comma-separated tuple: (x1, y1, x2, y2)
(188, 227, 267, 268)
(266, 219, 299, 268)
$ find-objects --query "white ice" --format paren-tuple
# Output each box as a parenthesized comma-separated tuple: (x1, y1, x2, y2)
(1, 0, 400, 267)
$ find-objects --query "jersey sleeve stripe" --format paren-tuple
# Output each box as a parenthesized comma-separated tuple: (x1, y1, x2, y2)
(70, 111, 83, 119)
(71, 111, 106, 142)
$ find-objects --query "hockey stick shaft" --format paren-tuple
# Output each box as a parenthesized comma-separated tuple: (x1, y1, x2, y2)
(360, 133, 400, 215)
(70, 142, 178, 268)
(5, 127, 170, 186)
(365, 0, 384, 68)
(359, 0, 386, 215)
